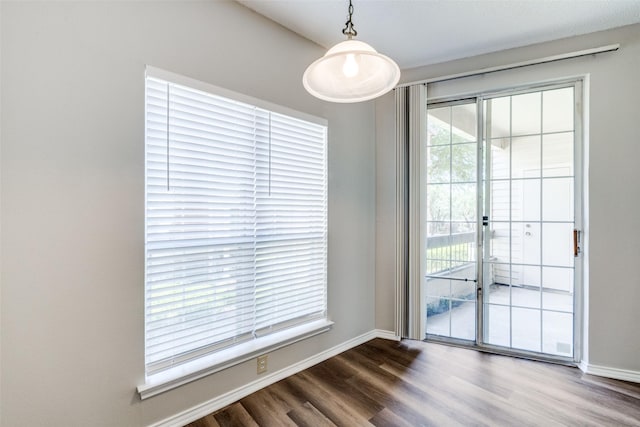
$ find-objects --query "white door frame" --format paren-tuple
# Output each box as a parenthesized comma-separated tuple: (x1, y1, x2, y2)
(424, 78, 584, 364)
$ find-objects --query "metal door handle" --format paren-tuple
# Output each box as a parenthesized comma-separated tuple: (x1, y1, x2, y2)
(574, 229, 581, 257)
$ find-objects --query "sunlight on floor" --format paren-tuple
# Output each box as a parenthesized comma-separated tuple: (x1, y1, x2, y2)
(427, 285, 573, 356)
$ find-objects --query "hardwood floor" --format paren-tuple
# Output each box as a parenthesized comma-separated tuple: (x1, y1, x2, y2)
(186, 338, 640, 427)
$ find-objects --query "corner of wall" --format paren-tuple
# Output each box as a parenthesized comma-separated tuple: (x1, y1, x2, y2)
(375, 329, 401, 341)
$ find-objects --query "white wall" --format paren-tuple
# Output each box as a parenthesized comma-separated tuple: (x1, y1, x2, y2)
(0, 1, 376, 425)
(375, 24, 640, 374)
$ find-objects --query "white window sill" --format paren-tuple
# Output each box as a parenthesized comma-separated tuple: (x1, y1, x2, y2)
(137, 319, 334, 400)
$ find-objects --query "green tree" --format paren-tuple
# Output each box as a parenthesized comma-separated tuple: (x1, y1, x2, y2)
(427, 121, 477, 235)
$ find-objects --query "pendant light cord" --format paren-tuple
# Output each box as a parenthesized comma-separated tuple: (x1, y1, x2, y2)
(342, 0, 357, 38)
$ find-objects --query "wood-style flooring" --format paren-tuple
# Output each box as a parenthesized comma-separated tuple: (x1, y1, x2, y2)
(186, 338, 640, 426)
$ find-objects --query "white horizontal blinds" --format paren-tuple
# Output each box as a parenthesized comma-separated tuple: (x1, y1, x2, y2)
(144, 75, 327, 375)
(255, 113, 327, 336)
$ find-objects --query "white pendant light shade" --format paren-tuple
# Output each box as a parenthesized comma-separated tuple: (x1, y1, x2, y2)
(303, 39, 400, 103)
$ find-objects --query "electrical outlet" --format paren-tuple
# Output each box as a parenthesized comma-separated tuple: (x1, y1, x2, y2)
(257, 355, 268, 374)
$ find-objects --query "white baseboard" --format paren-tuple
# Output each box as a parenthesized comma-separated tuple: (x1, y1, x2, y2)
(149, 329, 395, 427)
(374, 329, 401, 341)
(578, 360, 589, 373)
(579, 361, 640, 383)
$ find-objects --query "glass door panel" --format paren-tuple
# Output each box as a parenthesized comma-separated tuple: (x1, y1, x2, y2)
(482, 86, 576, 358)
(425, 102, 478, 341)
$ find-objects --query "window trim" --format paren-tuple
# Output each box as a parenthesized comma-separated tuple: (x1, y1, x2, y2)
(138, 318, 333, 399)
(145, 66, 327, 128)
(139, 66, 330, 399)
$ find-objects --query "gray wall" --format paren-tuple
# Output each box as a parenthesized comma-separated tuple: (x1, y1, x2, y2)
(375, 24, 640, 372)
(0, 0, 3, 420)
(0, 1, 376, 426)
(374, 93, 397, 333)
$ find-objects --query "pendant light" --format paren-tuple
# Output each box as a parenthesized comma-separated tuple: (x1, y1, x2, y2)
(303, 0, 401, 103)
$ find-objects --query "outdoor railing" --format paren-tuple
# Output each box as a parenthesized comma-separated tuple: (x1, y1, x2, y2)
(426, 231, 476, 275)
(426, 231, 477, 317)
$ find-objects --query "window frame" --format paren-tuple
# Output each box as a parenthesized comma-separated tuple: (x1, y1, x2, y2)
(138, 67, 332, 399)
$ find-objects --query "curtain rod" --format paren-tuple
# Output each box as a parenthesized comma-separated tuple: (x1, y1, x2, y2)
(396, 43, 620, 88)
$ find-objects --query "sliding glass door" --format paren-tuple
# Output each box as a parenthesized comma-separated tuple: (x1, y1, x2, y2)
(424, 81, 581, 361)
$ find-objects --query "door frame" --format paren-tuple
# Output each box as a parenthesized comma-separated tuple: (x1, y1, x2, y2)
(425, 78, 584, 365)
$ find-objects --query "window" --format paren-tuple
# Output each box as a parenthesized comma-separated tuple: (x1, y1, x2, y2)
(143, 69, 328, 390)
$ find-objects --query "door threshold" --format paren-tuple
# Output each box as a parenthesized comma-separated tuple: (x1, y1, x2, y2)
(424, 335, 577, 368)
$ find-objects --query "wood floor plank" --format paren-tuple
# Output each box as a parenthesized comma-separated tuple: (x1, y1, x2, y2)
(304, 357, 383, 418)
(582, 374, 640, 400)
(336, 351, 470, 426)
(287, 370, 375, 427)
(286, 401, 337, 427)
(265, 380, 309, 410)
(377, 358, 546, 427)
(211, 402, 258, 427)
(240, 388, 298, 427)
(186, 338, 640, 427)
(367, 407, 416, 427)
(184, 414, 221, 427)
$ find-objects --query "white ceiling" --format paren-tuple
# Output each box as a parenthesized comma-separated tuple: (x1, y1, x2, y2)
(237, 0, 640, 69)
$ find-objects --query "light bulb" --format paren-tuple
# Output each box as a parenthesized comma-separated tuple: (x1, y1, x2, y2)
(342, 53, 359, 78)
